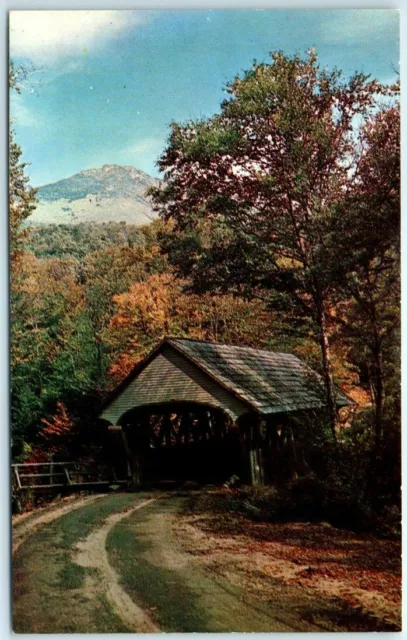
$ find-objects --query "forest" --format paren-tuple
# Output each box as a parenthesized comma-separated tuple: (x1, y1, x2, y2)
(10, 53, 400, 532)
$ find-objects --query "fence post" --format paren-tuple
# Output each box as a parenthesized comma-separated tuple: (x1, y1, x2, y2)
(63, 467, 72, 486)
(14, 467, 22, 489)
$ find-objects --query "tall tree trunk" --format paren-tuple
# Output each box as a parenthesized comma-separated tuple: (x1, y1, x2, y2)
(95, 338, 103, 379)
(317, 307, 337, 440)
(366, 340, 385, 507)
(372, 338, 384, 457)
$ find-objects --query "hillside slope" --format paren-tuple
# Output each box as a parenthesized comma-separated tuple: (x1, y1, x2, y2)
(28, 165, 160, 226)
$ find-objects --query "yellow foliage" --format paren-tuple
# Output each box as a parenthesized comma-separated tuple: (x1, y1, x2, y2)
(107, 272, 273, 381)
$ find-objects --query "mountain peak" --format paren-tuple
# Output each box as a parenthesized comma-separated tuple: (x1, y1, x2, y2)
(101, 164, 133, 171)
(28, 164, 160, 227)
(78, 164, 152, 178)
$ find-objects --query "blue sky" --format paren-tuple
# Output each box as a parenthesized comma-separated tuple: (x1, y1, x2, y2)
(10, 9, 399, 187)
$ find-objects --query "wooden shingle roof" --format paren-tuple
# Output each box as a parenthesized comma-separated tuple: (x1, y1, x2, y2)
(100, 337, 352, 424)
(167, 338, 351, 415)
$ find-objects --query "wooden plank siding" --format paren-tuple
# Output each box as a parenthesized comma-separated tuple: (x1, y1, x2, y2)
(100, 344, 251, 425)
(97, 338, 353, 487)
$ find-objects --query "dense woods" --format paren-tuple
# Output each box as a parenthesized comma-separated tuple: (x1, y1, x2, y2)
(10, 53, 400, 531)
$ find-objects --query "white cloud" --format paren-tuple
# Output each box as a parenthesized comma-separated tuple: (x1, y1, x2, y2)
(10, 10, 149, 60)
(122, 137, 164, 158)
(318, 10, 399, 45)
(10, 94, 41, 128)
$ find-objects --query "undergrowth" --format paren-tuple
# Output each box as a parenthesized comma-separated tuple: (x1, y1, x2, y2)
(186, 479, 400, 539)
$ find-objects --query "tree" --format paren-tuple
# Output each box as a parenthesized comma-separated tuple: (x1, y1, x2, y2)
(28, 402, 74, 462)
(107, 271, 274, 379)
(10, 221, 170, 459)
(81, 243, 160, 382)
(9, 60, 32, 94)
(9, 61, 37, 267)
(10, 60, 39, 457)
(328, 104, 400, 455)
(10, 253, 85, 456)
(150, 50, 393, 436)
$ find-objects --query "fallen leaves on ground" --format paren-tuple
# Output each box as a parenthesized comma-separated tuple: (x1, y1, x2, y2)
(175, 493, 401, 630)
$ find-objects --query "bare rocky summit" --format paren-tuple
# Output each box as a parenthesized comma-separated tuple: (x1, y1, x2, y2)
(28, 164, 160, 226)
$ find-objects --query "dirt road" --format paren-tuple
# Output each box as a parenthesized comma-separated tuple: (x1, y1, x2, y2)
(12, 493, 106, 556)
(12, 491, 399, 633)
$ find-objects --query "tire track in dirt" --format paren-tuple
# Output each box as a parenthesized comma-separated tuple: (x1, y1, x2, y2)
(74, 498, 160, 634)
(12, 494, 106, 556)
(106, 496, 316, 632)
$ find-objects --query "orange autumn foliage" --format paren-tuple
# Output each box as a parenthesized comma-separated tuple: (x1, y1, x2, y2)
(28, 402, 74, 462)
(107, 272, 273, 380)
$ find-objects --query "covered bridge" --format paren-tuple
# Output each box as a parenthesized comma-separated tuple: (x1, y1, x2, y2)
(100, 338, 350, 486)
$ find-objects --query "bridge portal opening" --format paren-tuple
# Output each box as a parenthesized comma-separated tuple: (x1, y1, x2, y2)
(118, 402, 242, 486)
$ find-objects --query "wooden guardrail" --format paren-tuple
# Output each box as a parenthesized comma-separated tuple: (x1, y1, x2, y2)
(12, 462, 126, 490)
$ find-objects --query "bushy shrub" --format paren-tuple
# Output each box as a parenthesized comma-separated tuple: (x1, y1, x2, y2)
(12, 488, 37, 514)
(375, 505, 401, 539)
(225, 470, 397, 536)
(289, 474, 326, 520)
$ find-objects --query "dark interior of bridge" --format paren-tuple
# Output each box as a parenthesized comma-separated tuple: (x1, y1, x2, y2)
(118, 402, 243, 486)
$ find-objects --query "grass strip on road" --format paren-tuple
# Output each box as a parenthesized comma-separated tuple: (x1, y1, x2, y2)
(106, 498, 214, 632)
(106, 496, 304, 633)
(13, 492, 147, 633)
